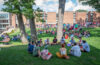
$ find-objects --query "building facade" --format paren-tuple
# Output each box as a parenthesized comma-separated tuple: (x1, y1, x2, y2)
(47, 11, 100, 25)
(0, 12, 11, 33)
(0, 11, 100, 33)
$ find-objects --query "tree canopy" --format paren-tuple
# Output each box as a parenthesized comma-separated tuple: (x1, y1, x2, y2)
(79, 0, 100, 12)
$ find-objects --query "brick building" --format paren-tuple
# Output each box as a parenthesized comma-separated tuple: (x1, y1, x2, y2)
(0, 11, 100, 33)
(46, 12, 56, 24)
(63, 11, 74, 24)
(46, 11, 100, 25)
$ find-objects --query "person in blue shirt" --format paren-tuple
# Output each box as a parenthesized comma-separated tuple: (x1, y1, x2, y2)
(60, 37, 65, 44)
(28, 41, 34, 54)
(82, 40, 90, 52)
(70, 37, 75, 45)
(27, 35, 30, 41)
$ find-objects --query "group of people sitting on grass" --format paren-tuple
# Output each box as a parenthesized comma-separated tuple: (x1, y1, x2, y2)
(0, 33, 10, 44)
(28, 41, 52, 60)
(37, 29, 57, 35)
(27, 23, 90, 60)
(28, 35, 90, 60)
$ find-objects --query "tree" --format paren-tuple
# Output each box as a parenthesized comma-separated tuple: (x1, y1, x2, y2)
(35, 8, 45, 23)
(2, 0, 28, 44)
(21, 0, 43, 43)
(20, 0, 37, 43)
(57, 0, 66, 42)
(79, 0, 100, 12)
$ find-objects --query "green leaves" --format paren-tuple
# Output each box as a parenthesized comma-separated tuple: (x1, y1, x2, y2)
(2, 0, 44, 22)
(79, 0, 100, 12)
(2, 0, 21, 14)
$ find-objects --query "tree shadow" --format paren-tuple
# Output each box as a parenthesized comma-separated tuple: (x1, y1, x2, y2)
(0, 44, 100, 65)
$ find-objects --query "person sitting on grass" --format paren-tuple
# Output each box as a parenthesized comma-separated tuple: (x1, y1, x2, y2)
(40, 39, 43, 46)
(37, 39, 43, 47)
(69, 42, 81, 57)
(65, 33, 69, 40)
(1, 34, 5, 39)
(41, 47, 52, 60)
(12, 35, 18, 41)
(33, 43, 41, 57)
(16, 34, 21, 40)
(44, 38, 50, 45)
(78, 33, 82, 38)
(81, 30, 85, 36)
(27, 35, 30, 41)
(81, 40, 90, 52)
(60, 37, 65, 44)
(70, 33, 74, 39)
(70, 37, 75, 45)
(56, 44, 70, 59)
(78, 37, 82, 45)
(28, 41, 34, 54)
(85, 31, 90, 38)
(51, 37, 57, 45)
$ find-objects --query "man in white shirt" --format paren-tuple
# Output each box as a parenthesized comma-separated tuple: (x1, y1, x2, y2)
(70, 43, 81, 57)
(82, 40, 90, 52)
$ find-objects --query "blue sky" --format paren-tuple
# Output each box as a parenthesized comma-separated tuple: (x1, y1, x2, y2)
(0, 0, 95, 12)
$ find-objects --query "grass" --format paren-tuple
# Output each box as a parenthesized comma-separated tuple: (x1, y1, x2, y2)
(0, 27, 100, 65)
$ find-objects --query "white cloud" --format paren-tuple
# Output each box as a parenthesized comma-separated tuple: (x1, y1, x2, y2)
(0, 0, 4, 4)
(35, 0, 58, 12)
(0, 0, 4, 10)
(65, 0, 75, 11)
(35, 0, 76, 12)
(73, 4, 95, 11)
(0, 0, 96, 12)
(35, 0, 44, 6)
(74, 0, 95, 11)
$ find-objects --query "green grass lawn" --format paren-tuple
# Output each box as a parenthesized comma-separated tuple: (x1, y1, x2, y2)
(0, 27, 100, 65)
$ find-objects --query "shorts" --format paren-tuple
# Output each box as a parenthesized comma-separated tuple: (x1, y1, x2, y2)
(56, 52, 67, 58)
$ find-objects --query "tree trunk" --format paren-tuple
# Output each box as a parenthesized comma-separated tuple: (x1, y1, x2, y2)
(29, 17, 37, 44)
(17, 14, 28, 44)
(57, 0, 66, 42)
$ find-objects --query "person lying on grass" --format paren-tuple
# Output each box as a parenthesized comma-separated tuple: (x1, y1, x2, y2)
(69, 42, 81, 57)
(81, 40, 90, 52)
(56, 44, 70, 59)
(41, 47, 52, 60)
(0, 36, 10, 43)
(28, 41, 34, 54)
(33, 43, 41, 57)
(51, 37, 57, 45)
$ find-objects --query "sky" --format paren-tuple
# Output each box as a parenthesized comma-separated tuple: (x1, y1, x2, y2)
(0, 0, 95, 12)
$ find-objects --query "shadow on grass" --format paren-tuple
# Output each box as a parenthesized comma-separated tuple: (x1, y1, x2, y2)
(0, 44, 100, 65)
